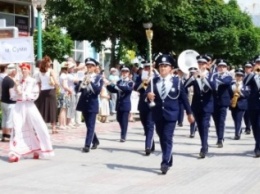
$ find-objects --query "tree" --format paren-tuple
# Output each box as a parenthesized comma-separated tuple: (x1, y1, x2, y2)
(45, 0, 182, 65)
(45, 0, 260, 66)
(34, 25, 73, 62)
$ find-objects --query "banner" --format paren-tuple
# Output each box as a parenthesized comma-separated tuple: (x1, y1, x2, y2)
(0, 37, 34, 64)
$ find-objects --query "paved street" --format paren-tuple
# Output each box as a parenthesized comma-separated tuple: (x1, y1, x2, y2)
(1, 112, 260, 194)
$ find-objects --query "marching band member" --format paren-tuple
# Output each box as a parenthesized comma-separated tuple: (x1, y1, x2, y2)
(211, 59, 233, 148)
(244, 56, 260, 157)
(146, 54, 194, 174)
(107, 65, 134, 142)
(229, 68, 249, 140)
(134, 61, 158, 155)
(76, 58, 103, 153)
(243, 62, 253, 134)
(176, 68, 185, 127)
(9, 63, 54, 162)
(184, 55, 214, 158)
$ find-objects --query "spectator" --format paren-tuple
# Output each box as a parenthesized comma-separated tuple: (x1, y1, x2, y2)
(57, 62, 70, 130)
(35, 56, 59, 134)
(108, 67, 119, 114)
(99, 73, 110, 123)
(66, 61, 78, 127)
(1, 64, 17, 142)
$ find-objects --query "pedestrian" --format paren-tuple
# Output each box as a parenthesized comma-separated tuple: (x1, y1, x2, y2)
(66, 61, 78, 127)
(146, 54, 194, 174)
(1, 64, 17, 142)
(108, 67, 120, 114)
(57, 62, 70, 130)
(99, 76, 110, 123)
(35, 56, 59, 134)
(8, 63, 54, 162)
(76, 58, 103, 153)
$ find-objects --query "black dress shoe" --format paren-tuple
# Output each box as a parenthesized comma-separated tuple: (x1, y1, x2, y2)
(178, 123, 183, 127)
(190, 133, 195, 138)
(234, 135, 240, 140)
(199, 151, 206, 158)
(245, 130, 251, 135)
(82, 146, 90, 153)
(160, 164, 169, 175)
(216, 140, 223, 148)
(120, 139, 126, 142)
(91, 142, 100, 149)
(145, 148, 151, 156)
(199, 148, 208, 159)
(255, 149, 260, 158)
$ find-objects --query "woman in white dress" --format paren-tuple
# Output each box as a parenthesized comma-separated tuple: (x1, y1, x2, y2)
(99, 78, 110, 123)
(8, 63, 54, 163)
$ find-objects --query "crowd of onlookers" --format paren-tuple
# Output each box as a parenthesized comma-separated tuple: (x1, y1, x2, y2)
(0, 56, 141, 142)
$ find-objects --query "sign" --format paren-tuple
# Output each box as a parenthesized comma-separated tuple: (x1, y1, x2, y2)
(15, 16, 29, 36)
(0, 37, 34, 64)
(0, 27, 18, 38)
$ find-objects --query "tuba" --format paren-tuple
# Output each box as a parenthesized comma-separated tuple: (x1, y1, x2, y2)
(231, 82, 240, 108)
(178, 50, 199, 75)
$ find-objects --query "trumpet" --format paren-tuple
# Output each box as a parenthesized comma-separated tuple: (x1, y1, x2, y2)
(230, 82, 240, 108)
(80, 73, 92, 88)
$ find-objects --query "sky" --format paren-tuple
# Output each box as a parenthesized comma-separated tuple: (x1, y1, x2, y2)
(224, 0, 260, 26)
(225, 0, 260, 14)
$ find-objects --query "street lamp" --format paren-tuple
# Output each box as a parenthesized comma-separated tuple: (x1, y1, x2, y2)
(32, 0, 47, 60)
(142, 22, 155, 107)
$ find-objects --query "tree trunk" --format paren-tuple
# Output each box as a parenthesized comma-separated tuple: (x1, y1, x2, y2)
(110, 37, 117, 68)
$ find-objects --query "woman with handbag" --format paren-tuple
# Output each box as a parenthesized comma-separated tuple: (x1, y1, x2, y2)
(35, 56, 59, 134)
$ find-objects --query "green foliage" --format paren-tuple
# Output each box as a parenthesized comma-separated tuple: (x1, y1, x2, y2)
(34, 25, 73, 62)
(45, 0, 260, 66)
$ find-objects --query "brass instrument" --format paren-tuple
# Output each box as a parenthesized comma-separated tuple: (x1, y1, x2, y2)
(80, 73, 92, 88)
(254, 67, 260, 75)
(231, 82, 240, 108)
(142, 79, 149, 90)
(178, 49, 199, 75)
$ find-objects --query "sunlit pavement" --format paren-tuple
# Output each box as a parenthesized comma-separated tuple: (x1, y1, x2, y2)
(1, 113, 260, 194)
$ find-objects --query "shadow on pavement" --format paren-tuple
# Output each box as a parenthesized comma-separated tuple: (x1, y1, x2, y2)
(106, 163, 160, 174)
(0, 155, 7, 162)
(208, 150, 254, 158)
(100, 147, 144, 156)
(99, 137, 144, 143)
(53, 145, 81, 151)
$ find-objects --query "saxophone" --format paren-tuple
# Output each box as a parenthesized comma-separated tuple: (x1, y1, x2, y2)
(231, 82, 240, 108)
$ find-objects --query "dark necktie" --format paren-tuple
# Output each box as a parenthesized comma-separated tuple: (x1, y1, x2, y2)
(161, 78, 166, 99)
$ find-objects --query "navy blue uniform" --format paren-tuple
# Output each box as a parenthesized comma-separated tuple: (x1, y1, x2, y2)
(76, 73, 103, 150)
(211, 72, 232, 145)
(146, 75, 192, 169)
(134, 75, 155, 153)
(244, 73, 260, 155)
(229, 81, 249, 139)
(107, 78, 134, 141)
(185, 72, 214, 155)
(243, 73, 252, 133)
